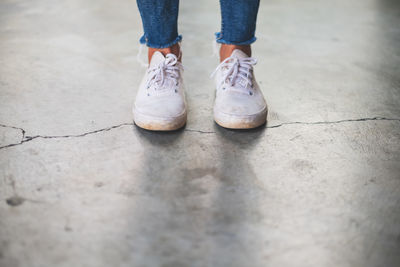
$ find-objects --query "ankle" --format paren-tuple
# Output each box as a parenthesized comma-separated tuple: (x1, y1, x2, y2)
(148, 43, 181, 62)
(220, 44, 251, 61)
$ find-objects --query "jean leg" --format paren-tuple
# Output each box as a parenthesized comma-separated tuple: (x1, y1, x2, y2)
(136, 0, 181, 48)
(217, 0, 260, 45)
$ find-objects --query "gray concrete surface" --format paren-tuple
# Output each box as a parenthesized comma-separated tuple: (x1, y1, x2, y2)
(1, 0, 400, 266)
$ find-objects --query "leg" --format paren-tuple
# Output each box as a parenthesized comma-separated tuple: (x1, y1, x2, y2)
(133, 0, 187, 131)
(212, 0, 267, 129)
(136, 0, 181, 61)
(218, 0, 260, 61)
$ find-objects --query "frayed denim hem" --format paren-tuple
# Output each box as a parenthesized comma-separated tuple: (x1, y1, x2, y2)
(139, 34, 182, 48)
(214, 32, 257, 45)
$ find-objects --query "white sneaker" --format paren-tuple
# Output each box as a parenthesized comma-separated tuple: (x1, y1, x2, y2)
(211, 49, 268, 129)
(133, 51, 187, 131)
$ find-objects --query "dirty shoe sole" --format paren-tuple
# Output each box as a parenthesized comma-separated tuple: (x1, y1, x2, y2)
(214, 106, 268, 129)
(133, 108, 187, 131)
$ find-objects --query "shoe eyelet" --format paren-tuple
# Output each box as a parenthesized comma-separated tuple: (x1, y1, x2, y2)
(174, 89, 178, 93)
(249, 91, 253, 96)
(147, 93, 150, 96)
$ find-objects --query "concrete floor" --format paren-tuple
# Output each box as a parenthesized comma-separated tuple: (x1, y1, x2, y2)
(1, 0, 400, 266)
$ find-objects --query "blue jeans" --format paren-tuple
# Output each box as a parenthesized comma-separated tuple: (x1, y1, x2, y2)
(137, 0, 260, 48)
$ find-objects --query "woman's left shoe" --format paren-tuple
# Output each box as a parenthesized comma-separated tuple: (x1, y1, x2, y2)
(211, 49, 268, 129)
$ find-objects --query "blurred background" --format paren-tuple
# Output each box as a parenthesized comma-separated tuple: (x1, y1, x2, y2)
(0, 0, 399, 266)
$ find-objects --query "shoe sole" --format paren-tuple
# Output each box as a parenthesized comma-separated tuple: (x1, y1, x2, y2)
(133, 107, 187, 131)
(213, 106, 268, 129)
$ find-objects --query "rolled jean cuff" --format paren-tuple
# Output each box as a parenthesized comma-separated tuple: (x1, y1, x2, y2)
(139, 34, 182, 49)
(214, 32, 257, 45)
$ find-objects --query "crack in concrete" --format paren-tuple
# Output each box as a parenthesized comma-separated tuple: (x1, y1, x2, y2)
(266, 116, 400, 128)
(0, 124, 26, 149)
(0, 117, 399, 150)
(0, 123, 134, 149)
(184, 129, 216, 134)
(24, 123, 135, 140)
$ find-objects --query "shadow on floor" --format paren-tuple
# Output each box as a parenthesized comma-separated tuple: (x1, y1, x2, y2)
(123, 122, 269, 266)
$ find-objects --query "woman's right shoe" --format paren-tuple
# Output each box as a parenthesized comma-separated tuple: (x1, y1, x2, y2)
(133, 51, 187, 131)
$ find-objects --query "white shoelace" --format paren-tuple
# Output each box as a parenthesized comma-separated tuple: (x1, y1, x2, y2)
(211, 55, 257, 94)
(146, 54, 182, 91)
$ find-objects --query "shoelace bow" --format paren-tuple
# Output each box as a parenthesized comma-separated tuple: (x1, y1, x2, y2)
(211, 56, 257, 93)
(146, 54, 182, 90)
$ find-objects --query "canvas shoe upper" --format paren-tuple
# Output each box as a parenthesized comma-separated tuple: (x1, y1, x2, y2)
(133, 51, 187, 131)
(211, 49, 267, 129)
